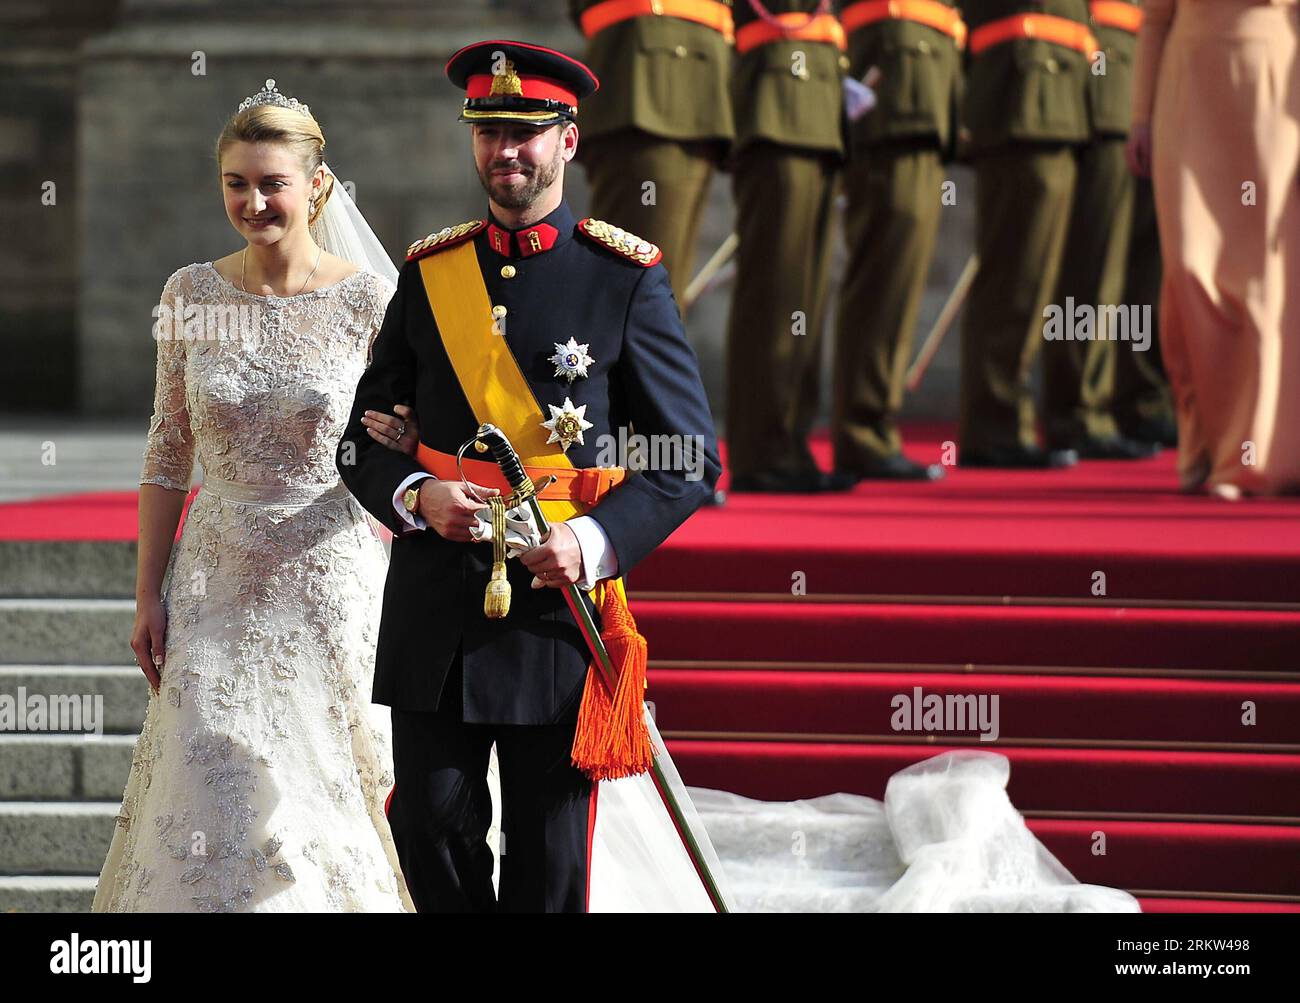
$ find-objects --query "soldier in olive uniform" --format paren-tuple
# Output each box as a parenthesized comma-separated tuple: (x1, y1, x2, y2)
(830, 0, 963, 481)
(726, 0, 857, 492)
(1041, 0, 1157, 459)
(570, 0, 736, 304)
(1115, 175, 1176, 446)
(958, 0, 1095, 468)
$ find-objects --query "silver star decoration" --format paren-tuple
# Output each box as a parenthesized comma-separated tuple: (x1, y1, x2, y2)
(549, 337, 595, 383)
(541, 397, 594, 451)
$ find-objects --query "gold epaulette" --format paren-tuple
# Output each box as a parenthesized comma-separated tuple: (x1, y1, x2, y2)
(576, 218, 663, 267)
(406, 220, 487, 262)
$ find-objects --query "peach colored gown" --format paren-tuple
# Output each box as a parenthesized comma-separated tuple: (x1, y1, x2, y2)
(1132, 0, 1300, 495)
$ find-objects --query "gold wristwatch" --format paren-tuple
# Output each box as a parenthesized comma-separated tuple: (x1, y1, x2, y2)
(402, 485, 422, 513)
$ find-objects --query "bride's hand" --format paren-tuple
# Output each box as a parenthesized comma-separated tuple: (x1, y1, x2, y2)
(130, 598, 167, 694)
(362, 404, 420, 457)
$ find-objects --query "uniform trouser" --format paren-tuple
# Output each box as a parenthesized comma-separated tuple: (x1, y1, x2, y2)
(725, 142, 838, 478)
(386, 655, 593, 913)
(1114, 176, 1174, 431)
(1042, 137, 1133, 445)
(832, 142, 944, 466)
(959, 143, 1077, 453)
(581, 129, 719, 305)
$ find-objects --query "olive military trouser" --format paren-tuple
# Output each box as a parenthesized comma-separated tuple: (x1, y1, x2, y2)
(724, 142, 838, 479)
(832, 143, 945, 467)
(1115, 176, 1174, 432)
(959, 143, 1078, 453)
(1041, 136, 1133, 445)
(581, 129, 719, 306)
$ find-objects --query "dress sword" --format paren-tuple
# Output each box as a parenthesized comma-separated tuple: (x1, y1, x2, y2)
(466, 422, 730, 913)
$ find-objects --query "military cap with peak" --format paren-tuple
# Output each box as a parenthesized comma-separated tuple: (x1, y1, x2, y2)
(445, 40, 600, 126)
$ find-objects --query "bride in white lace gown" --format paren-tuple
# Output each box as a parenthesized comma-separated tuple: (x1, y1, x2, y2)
(93, 88, 417, 912)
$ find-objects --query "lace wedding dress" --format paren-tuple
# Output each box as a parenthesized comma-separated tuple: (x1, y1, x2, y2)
(93, 262, 416, 912)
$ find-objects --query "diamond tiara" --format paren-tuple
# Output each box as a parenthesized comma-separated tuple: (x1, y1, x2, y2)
(236, 78, 311, 118)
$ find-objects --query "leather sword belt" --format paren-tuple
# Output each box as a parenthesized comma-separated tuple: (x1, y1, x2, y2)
(1089, 1, 1143, 34)
(580, 0, 736, 42)
(735, 11, 847, 54)
(840, 0, 968, 48)
(416, 443, 628, 506)
(969, 13, 1098, 57)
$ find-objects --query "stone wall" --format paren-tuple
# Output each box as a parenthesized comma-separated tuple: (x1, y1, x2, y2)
(0, 0, 124, 413)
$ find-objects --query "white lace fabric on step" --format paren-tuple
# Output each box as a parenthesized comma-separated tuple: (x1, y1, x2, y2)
(688, 751, 1142, 913)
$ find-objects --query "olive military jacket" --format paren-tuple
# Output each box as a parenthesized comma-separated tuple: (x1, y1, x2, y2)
(836, 0, 963, 155)
(961, 0, 1094, 152)
(1088, 0, 1140, 137)
(731, 0, 847, 157)
(568, 1, 737, 146)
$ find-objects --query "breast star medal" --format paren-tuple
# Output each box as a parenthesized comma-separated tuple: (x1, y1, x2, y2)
(541, 397, 594, 451)
(549, 337, 595, 384)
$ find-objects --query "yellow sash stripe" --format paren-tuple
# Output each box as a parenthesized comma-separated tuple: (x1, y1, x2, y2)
(416, 242, 587, 529)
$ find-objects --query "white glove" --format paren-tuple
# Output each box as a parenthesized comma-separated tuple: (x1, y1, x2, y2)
(468, 498, 544, 558)
(843, 74, 878, 122)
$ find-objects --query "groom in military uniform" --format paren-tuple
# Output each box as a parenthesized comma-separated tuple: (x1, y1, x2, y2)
(336, 40, 720, 912)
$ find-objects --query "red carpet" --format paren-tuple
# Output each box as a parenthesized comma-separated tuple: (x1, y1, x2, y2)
(635, 425, 1300, 603)
(633, 426, 1300, 909)
(4, 424, 1298, 909)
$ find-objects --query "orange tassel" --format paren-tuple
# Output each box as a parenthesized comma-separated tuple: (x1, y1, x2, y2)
(570, 580, 655, 781)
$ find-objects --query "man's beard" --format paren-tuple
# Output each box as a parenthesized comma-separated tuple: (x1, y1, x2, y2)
(478, 148, 562, 209)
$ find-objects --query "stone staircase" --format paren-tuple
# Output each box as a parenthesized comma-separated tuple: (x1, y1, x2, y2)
(0, 540, 141, 912)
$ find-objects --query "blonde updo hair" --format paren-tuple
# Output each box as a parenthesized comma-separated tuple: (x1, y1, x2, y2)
(215, 104, 335, 227)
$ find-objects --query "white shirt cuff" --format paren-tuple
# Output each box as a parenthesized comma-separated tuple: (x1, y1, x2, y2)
(393, 472, 434, 530)
(566, 515, 618, 590)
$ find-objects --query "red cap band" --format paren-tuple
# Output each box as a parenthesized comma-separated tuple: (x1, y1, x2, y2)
(465, 74, 578, 108)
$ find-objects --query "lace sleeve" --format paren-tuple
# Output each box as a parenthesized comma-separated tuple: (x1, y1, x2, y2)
(140, 268, 196, 492)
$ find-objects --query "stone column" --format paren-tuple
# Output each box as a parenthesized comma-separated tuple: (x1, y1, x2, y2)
(0, 1, 123, 414)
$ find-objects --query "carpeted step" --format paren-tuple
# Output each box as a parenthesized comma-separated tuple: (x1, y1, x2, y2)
(1030, 818, 1300, 897)
(637, 600, 1300, 674)
(1136, 896, 1300, 913)
(666, 739, 1300, 818)
(631, 442, 1300, 604)
(647, 668, 1300, 745)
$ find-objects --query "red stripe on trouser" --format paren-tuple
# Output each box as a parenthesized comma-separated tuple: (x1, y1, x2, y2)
(384, 785, 395, 819)
(584, 780, 599, 913)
